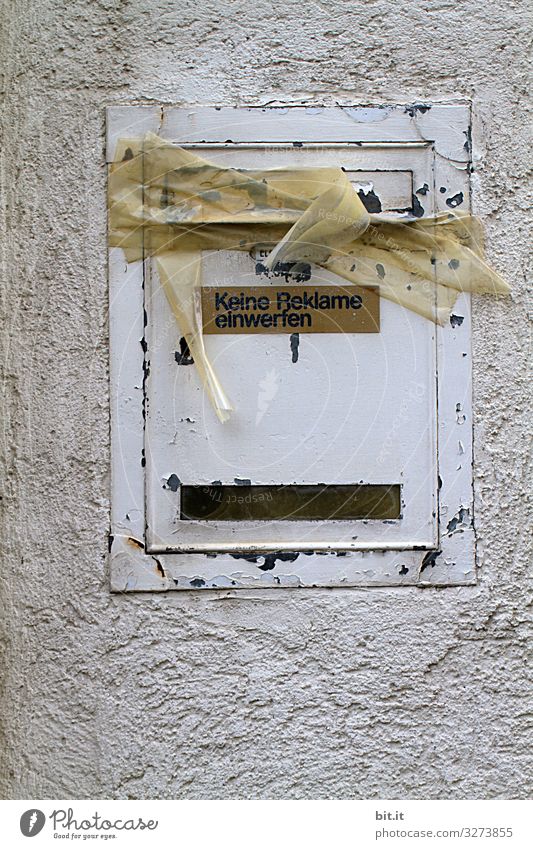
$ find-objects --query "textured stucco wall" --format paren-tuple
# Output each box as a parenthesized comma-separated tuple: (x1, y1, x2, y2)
(1, 0, 531, 799)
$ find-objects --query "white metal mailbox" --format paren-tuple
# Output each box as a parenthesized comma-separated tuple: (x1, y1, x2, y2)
(107, 104, 476, 590)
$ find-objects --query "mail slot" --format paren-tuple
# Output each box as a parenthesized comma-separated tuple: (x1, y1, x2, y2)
(108, 104, 477, 589)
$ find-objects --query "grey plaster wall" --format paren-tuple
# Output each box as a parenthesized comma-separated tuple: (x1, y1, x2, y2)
(0, 0, 531, 799)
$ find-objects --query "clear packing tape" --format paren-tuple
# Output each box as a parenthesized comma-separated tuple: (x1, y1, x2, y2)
(108, 132, 510, 421)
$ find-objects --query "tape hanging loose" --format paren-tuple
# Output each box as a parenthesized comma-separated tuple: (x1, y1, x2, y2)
(108, 132, 510, 421)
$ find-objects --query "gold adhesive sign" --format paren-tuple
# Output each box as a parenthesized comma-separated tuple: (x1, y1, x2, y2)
(201, 285, 380, 334)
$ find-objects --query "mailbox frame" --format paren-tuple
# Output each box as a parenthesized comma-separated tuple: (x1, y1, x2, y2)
(107, 103, 476, 590)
